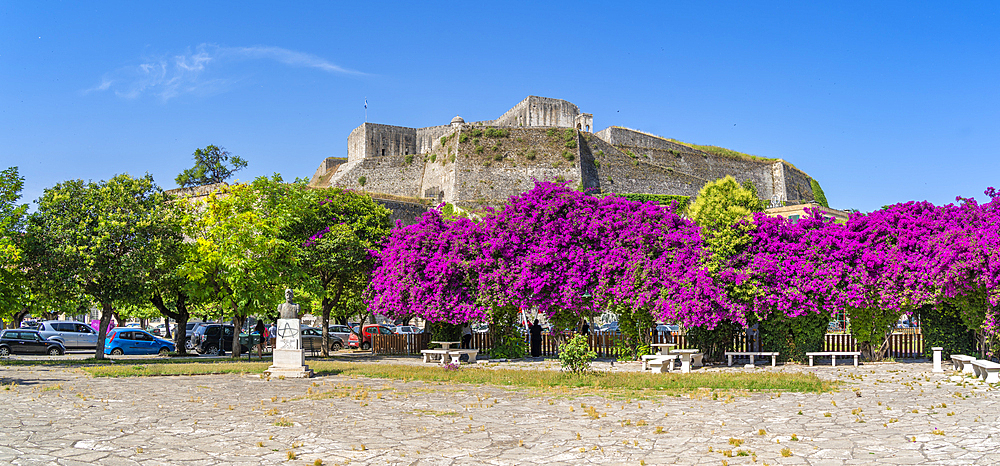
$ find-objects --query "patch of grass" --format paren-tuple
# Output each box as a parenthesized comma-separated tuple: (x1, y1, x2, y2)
(81, 361, 833, 395)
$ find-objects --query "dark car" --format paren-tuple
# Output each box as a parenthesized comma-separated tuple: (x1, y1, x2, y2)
(190, 324, 248, 355)
(0, 329, 66, 356)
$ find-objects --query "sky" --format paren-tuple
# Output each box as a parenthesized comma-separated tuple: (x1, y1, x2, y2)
(1, 1, 997, 212)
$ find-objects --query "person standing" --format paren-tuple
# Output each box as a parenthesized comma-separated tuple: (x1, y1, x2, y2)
(461, 323, 473, 349)
(254, 319, 266, 359)
(580, 321, 590, 336)
(529, 319, 543, 358)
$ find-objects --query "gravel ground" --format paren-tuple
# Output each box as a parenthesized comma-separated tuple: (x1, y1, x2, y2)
(0, 355, 997, 465)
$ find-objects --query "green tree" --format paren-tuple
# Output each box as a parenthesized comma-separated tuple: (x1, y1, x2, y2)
(178, 175, 298, 357)
(288, 184, 392, 356)
(0, 167, 28, 324)
(686, 176, 766, 360)
(175, 145, 247, 188)
(287, 187, 391, 355)
(21, 174, 171, 359)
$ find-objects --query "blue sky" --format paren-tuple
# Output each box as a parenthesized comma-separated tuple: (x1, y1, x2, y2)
(1, 1, 997, 212)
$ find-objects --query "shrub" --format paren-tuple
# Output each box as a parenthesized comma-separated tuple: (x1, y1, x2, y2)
(562, 151, 575, 162)
(758, 312, 827, 363)
(558, 334, 596, 373)
(404, 154, 414, 164)
(459, 133, 469, 143)
(494, 154, 503, 162)
(594, 160, 601, 169)
(470, 129, 483, 137)
(475, 145, 484, 154)
(525, 150, 537, 161)
(917, 302, 977, 359)
(546, 128, 558, 138)
(429, 153, 437, 163)
(357, 176, 367, 187)
(484, 128, 508, 138)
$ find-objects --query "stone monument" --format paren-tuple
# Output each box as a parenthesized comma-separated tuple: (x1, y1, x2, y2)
(264, 289, 313, 378)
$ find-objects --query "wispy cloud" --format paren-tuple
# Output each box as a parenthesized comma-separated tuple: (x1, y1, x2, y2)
(87, 44, 362, 101)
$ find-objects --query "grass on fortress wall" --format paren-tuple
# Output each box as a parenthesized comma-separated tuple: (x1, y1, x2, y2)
(81, 360, 832, 394)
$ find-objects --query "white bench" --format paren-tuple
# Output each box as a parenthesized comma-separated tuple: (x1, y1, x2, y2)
(806, 351, 861, 367)
(641, 354, 679, 372)
(448, 349, 479, 364)
(970, 359, 1000, 383)
(421, 349, 450, 364)
(649, 355, 679, 373)
(951, 354, 977, 373)
(724, 352, 779, 367)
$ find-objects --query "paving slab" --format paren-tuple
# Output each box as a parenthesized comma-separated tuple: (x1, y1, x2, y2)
(0, 357, 997, 464)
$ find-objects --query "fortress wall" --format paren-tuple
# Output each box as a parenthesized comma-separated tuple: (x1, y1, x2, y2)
(418, 134, 460, 202)
(586, 137, 703, 198)
(328, 145, 425, 198)
(595, 127, 692, 152)
(373, 198, 430, 227)
(308, 157, 348, 186)
(492, 96, 581, 128)
(780, 161, 814, 203)
(415, 125, 455, 154)
(451, 127, 582, 208)
(347, 125, 368, 163)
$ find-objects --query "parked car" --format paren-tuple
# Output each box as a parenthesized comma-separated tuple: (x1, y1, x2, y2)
(347, 324, 394, 350)
(394, 325, 423, 335)
(36, 320, 99, 350)
(0, 329, 65, 356)
(655, 324, 679, 335)
(183, 322, 207, 350)
(104, 328, 175, 356)
(190, 324, 247, 355)
(301, 327, 344, 352)
(326, 325, 353, 344)
(597, 322, 620, 334)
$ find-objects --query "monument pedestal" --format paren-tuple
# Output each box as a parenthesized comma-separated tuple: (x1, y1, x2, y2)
(264, 318, 313, 379)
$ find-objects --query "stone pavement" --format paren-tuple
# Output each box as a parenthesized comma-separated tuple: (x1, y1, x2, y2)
(0, 357, 998, 465)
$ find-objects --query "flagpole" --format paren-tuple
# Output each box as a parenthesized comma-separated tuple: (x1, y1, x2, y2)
(365, 98, 368, 122)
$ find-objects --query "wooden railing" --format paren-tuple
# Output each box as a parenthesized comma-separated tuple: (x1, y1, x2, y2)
(371, 331, 927, 360)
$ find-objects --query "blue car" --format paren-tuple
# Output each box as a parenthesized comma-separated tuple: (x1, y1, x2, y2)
(105, 328, 175, 356)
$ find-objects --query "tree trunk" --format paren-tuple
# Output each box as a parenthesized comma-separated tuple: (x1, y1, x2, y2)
(151, 292, 190, 355)
(231, 305, 243, 359)
(94, 301, 113, 360)
(321, 281, 345, 357)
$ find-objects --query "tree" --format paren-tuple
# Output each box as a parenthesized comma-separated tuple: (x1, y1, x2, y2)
(178, 175, 297, 357)
(21, 174, 170, 359)
(288, 187, 391, 356)
(175, 145, 247, 188)
(0, 167, 28, 324)
(685, 176, 766, 357)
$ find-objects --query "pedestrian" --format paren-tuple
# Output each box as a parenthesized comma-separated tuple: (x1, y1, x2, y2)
(580, 321, 590, 336)
(529, 319, 543, 358)
(254, 319, 266, 359)
(461, 323, 473, 349)
(268, 322, 277, 349)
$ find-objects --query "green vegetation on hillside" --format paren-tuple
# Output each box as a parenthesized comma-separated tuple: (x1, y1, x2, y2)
(810, 178, 829, 207)
(666, 139, 777, 163)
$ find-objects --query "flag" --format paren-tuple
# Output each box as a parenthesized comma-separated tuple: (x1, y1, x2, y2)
(364, 99, 368, 109)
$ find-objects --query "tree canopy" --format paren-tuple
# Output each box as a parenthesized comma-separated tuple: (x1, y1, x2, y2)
(175, 145, 247, 188)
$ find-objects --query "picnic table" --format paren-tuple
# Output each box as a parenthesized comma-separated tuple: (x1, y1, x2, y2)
(422, 341, 478, 364)
(432, 341, 461, 350)
(672, 349, 700, 373)
(650, 343, 677, 355)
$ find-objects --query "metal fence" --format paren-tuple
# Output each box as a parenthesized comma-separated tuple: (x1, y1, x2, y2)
(372, 331, 928, 359)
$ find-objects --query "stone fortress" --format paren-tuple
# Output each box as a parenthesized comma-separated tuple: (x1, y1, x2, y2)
(309, 96, 817, 209)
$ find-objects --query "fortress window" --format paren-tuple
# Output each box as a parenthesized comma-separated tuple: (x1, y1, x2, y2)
(577, 123, 582, 130)
(382, 148, 385, 156)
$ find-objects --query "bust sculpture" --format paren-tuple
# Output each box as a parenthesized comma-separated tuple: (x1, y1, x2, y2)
(278, 288, 300, 320)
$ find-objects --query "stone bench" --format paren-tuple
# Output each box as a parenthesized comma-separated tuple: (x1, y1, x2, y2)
(970, 359, 1000, 383)
(649, 354, 679, 373)
(421, 349, 450, 364)
(806, 351, 861, 367)
(951, 354, 977, 373)
(640, 354, 679, 372)
(724, 352, 779, 367)
(448, 349, 479, 364)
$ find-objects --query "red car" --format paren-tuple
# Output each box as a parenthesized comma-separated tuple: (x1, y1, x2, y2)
(347, 325, 394, 350)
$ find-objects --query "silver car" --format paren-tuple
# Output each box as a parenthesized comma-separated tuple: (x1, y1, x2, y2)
(36, 321, 99, 350)
(301, 327, 344, 352)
